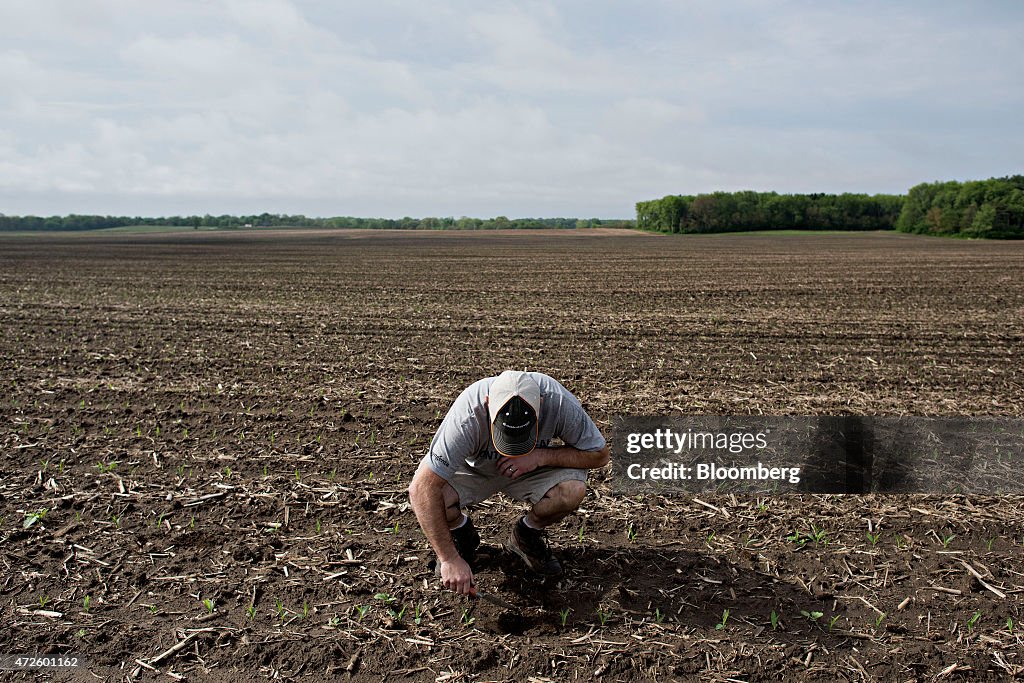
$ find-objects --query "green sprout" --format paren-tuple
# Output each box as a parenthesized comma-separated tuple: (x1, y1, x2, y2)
(874, 612, 887, 628)
(246, 604, 256, 620)
(83, 595, 92, 613)
(770, 610, 780, 631)
(577, 522, 585, 543)
(276, 599, 286, 620)
(1007, 617, 1014, 634)
(828, 615, 841, 631)
(866, 532, 880, 546)
(559, 607, 571, 626)
(414, 604, 423, 625)
(39, 595, 50, 608)
(655, 608, 665, 624)
(801, 610, 823, 623)
(596, 608, 609, 626)
(23, 508, 48, 529)
(941, 533, 955, 548)
(967, 611, 981, 633)
(626, 523, 638, 542)
(355, 605, 370, 622)
(203, 598, 215, 613)
(460, 606, 475, 625)
(328, 615, 342, 627)
(302, 601, 311, 619)
(715, 609, 730, 630)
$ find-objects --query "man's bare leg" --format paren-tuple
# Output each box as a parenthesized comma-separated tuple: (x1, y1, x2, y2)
(526, 479, 586, 528)
(440, 483, 464, 528)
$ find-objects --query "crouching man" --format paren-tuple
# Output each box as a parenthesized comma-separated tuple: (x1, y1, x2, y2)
(408, 370, 609, 595)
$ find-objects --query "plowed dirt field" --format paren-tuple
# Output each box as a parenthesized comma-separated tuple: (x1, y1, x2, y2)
(2, 229, 1022, 681)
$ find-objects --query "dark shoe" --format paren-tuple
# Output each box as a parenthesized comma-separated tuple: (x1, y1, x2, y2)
(429, 517, 480, 574)
(506, 517, 563, 577)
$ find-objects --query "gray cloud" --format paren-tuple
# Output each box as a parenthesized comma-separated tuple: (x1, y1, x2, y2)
(0, 0, 1022, 218)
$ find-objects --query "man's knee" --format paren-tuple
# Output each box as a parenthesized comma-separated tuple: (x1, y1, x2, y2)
(548, 479, 586, 510)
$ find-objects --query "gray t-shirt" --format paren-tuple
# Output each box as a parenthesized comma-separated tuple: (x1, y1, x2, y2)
(423, 372, 606, 481)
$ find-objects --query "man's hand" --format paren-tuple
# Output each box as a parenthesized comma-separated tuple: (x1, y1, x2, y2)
(497, 450, 546, 479)
(439, 556, 476, 596)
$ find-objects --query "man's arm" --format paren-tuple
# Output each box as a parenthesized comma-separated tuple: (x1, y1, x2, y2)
(407, 464, 475, 595)
(496, 444, 609, 479)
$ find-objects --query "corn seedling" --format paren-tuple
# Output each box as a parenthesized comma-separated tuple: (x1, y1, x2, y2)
(83, 595, 91, 613)
(246, 604, 256, 620)
(414, 604, 423, 625)
(828, 615, 841, 631)
(985, 537, 995, 551)
(388, 604, 406, 621)
(23, 508, 48, 529)
(460, 607, 474, 625)
(801, 610, 823, 623)
(203, 599, 215, 613)
(596, 608, 609, 626)
(263, 465, 269, 477)
(866, 532, 880, 546)
(941, 533, 955, 548)
(770, 610, 780, 630)
(577, 522, 585, 543)
(295, 468, 300, 481)
(874, 612, 886, 628)
(276, 599, 286, 620)
(967, 611, 981, 633)
(655, 608, 665, 624)
(355, 604, 370, 622)
(1006, 617, 1014, 634)
(624, 523, 636, 543)
(39, 595, 50, 608)
(808, 524, 828, 545)
(715, 609, 730, 630)
(96, 460, 118, 473)
(706, 531, 716, 547)
(189, 515, 196, 529)
(148, 604, 158, 615)
(302, 601, 311, 619)
(559, 607, 571, 626)
(315, 518, 322, 534)
(328, 615, 342, 627)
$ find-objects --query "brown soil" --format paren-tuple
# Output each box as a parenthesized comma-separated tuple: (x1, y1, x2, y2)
(1, 229, 1022, 682)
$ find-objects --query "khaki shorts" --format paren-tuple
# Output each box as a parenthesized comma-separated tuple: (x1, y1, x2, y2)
(448, 466, 587, 507)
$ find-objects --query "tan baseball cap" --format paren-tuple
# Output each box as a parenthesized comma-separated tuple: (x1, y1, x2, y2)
(488, 370, 541, 457)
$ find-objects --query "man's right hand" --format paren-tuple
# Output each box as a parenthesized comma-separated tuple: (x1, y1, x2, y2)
(439, 556, 476, 596)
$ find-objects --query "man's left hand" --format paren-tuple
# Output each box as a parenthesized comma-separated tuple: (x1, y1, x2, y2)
(497, 450, 546, 479)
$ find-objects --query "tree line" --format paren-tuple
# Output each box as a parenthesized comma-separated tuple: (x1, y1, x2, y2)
(0, 213, 632, 232)
(895, 176, 1024, 239)
(636, 191, 903, 234)
(636, 176, 1024, 238)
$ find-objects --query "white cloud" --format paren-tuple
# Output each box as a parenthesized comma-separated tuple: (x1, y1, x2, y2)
(0, 0, 1022, 218)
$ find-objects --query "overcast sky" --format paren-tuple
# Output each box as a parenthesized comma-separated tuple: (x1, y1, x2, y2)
(1, 1, 1022, 219)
